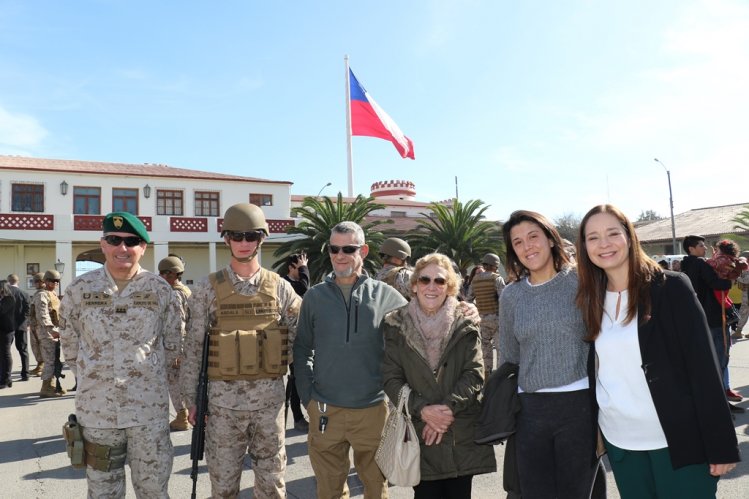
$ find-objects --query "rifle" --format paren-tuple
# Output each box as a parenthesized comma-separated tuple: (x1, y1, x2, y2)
(54, 339, 66, 393)
(190, 330, 210, 499)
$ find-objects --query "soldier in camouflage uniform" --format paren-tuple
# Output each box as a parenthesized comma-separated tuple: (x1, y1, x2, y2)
(35, 269, 65, 397)
(158, 255, 192, 432)
(183, 203, 301, 499)
(466, 253, 506, 377)
(374, 237, 413, 301)
(27, 272, 45, 376)
(59, 212, 181, 499)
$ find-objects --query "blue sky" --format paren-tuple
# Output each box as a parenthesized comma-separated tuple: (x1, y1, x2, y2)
(1, 0, 747, 223)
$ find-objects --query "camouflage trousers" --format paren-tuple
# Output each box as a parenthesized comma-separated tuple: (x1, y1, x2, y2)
(29, 326, 42, 365)
(82, 421, 173, 499)
(40, 337, 57, 381)
(479, 314, 499, 374)
(206, 401, 286, 498)
(166, 361, 186, 411)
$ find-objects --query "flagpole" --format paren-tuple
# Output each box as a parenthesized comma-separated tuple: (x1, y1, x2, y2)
(344, 55, 354, 197)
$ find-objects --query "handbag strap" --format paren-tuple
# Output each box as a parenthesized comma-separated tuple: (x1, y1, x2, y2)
(396, 384, 412, 417)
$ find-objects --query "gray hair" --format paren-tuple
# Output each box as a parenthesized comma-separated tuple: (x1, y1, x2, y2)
(331, 221, 365, 245)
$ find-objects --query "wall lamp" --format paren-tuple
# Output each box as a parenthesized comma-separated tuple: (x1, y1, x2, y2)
(144, 184, 151, 199)
(60, 180, 68, 196)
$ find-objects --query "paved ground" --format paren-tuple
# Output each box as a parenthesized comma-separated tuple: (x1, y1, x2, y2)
(1, 337, 748, 498)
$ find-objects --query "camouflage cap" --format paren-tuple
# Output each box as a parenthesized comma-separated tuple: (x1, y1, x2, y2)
(102, 212, 150, 243)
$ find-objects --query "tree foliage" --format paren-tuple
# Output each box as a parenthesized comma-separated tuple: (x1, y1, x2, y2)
(272, 193, 390, 283)
(554, 212, 581, 243)
(408, 199, 501, 275)
(636, 209, 664, 222)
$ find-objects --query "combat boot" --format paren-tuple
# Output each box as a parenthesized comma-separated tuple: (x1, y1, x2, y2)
(169, 409, 190, 431)
(39, 379, 61, 398)
(30, 363, 43, 376)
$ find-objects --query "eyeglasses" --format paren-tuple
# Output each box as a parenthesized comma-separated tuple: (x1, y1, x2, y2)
(227, 231, 264, 243)
(328, 245, 362, 255)
(417, 276, 447, 286)
(103, 235, 143, 247)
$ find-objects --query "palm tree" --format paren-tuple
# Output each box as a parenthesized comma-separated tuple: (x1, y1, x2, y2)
(408, 199, 502, 275)
(272, 193, 391, 283)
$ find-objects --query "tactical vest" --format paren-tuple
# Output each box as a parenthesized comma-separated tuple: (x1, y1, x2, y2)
(207, 268, 288, 381)
(472, 274, 499, 316)
(45, 290, 61, 327)
(173, 282, 192, 299)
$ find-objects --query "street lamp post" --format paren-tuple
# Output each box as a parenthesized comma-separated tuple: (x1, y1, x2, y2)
(654, 158, 677, 254)
(317, 182, 332, 198)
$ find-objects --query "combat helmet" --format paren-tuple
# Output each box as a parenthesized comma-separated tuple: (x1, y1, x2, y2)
(380, 237, 411, 260)
(44, 270, 61, 281)
(481, 253, 501, 268)
(221, 203, 269, 236)
(158, 256, 185, 274)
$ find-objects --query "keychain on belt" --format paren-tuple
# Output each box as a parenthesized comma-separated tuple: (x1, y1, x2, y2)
(317, 401, 328, 434)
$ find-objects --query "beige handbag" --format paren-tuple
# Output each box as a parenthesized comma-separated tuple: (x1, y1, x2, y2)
(375, 384, 421, 486)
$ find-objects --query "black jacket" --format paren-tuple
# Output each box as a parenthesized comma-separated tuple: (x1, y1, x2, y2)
(10, 286, 29, 331)
(588, 271, 739, 469)
(681, 255, 731, 327)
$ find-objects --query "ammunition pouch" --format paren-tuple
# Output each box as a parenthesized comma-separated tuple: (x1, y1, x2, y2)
(84, 440, 127, 472)
(62, 415, 85, 469)
(48, 291, 61, 327)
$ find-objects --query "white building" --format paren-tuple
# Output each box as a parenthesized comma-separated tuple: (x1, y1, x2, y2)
(0, 155, 295, 291)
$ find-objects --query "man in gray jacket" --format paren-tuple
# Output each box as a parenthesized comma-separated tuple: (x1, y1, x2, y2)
(294, 221, 407, 499)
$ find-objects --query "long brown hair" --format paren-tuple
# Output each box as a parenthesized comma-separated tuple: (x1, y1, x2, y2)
(502, 210, 570, 281)
(575, 204, 662, 341)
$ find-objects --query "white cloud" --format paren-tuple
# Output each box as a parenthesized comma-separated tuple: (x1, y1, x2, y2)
(0, 105, 47, 152)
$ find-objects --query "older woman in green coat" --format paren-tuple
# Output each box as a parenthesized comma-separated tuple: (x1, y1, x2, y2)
(382, 253, 496, 499)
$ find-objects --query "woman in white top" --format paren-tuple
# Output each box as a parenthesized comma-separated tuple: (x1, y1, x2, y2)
(576, 204, 739, 499)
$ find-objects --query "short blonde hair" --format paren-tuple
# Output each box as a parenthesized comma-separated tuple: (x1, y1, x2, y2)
(410, 253, 460, 297)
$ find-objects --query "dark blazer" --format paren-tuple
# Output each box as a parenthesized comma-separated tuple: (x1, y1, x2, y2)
(588, 271, 739, 469)
(10, 286, 30, 331)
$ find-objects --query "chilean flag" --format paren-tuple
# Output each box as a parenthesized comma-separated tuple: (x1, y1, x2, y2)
(349, 69, 415, 159)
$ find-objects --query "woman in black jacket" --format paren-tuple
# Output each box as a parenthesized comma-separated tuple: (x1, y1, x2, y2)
(0, 280, 17, 388)
(576, 204, 739, 498)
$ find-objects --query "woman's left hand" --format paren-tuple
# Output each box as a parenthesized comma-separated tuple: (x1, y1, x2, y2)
(709, 463, 737, 476)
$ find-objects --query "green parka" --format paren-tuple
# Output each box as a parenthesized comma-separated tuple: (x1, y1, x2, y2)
(382, 305, 497, 482)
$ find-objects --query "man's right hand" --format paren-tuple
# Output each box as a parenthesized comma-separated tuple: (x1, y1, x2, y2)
(188, 405, 198, 426)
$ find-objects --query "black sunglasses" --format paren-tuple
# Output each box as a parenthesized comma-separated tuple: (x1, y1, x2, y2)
(103, 235, 143, 247)
(328, 245, 362, 255)
(417, 276, 447, 286)
(227, 231, 264, 243)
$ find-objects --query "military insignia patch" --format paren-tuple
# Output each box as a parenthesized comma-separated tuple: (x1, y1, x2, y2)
(113, 216, 124, 229)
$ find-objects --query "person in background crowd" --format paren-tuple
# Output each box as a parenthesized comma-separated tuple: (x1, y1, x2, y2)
(498, 210, 600, 498)
(34, 269, 65, 397)
(27, 272, 45, 377)
(382, 252, 496, 498)
(0, 280, 19, 388)
(466, 253, 506, 377)
(681, 235, 744, 411)
(60, 212, 182, 497)
(576, 204, 739, 499)
(282, 252, 310, 432)
(375, 237, 414, 301)
(158, 255, 192, 432)
(6, 274, 30, 382)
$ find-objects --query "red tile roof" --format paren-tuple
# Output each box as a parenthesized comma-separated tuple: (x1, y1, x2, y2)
(0, 155, 291, 185)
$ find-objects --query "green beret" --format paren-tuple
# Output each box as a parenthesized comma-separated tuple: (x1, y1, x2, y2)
(102, 212, 151, 243)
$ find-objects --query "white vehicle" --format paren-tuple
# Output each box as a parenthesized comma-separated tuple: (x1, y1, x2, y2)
(652, 254, 685, 270)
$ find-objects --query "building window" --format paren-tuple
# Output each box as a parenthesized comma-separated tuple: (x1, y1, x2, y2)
(112, 188, 138, 214)
(250, 193, 273, 206)
(157, 189, 184, 216)
(195, 191, 219, 217)
(73, 186, 101, 214)
(390, 211, 406, 218)
(11, 183, 44, 212)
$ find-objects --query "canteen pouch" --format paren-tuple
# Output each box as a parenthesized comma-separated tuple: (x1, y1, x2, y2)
(62, 414, 86, 469)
